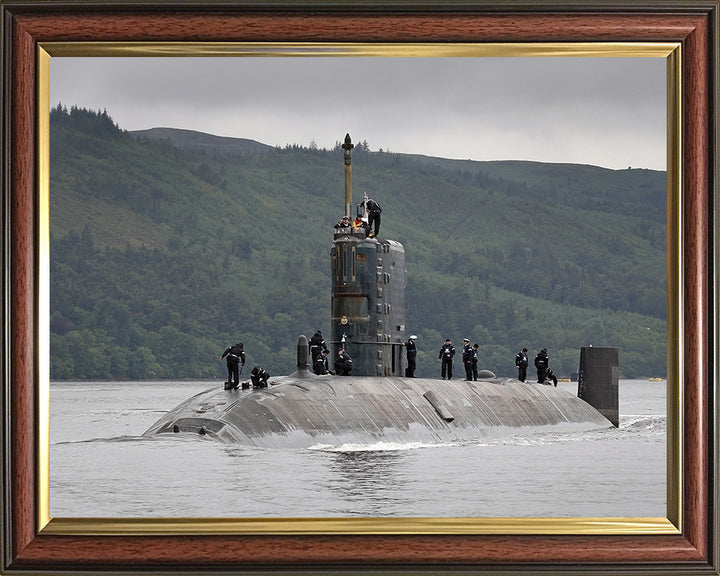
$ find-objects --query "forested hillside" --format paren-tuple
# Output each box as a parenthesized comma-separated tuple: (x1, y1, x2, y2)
(49, 106, 667, 380)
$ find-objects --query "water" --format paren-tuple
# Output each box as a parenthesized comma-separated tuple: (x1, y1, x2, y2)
(50, 379, 666, 518)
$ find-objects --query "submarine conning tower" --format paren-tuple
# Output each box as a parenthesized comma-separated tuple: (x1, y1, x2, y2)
(331, 134, 407, 376)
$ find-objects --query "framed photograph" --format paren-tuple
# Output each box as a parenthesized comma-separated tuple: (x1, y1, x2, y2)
(2, 1, 716, 574)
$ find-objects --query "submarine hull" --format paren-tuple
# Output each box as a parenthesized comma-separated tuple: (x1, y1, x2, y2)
(144, 375, 611, 448)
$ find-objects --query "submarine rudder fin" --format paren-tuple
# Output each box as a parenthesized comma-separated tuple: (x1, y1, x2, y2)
(577, 346, 619, 427)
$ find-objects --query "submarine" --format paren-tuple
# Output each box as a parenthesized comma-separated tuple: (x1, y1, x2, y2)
(143, 134, 618, 448)
(143, 337, 616, 448)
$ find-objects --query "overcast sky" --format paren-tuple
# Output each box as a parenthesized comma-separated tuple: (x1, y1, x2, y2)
(50, 56, 666, 171)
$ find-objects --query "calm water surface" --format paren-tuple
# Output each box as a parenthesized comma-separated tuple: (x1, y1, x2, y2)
(50, 379, 666, 518)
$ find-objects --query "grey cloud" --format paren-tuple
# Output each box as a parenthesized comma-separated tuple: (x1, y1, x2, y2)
(50, 56, 666, 170)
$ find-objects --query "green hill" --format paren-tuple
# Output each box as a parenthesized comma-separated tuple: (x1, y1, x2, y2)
(49, 106, 667, 380)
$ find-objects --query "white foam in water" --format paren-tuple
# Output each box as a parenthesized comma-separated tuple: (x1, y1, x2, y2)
(308, 440, 445, 452)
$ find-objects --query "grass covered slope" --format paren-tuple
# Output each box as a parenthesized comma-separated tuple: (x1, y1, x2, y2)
(49, 106, 666, 379)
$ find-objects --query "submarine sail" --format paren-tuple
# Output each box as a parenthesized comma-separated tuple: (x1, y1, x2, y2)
(331, 233, 406, 376)
(331, 134, 406, 376)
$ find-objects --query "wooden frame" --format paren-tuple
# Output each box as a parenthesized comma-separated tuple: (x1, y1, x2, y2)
(2, 1, 717, 574)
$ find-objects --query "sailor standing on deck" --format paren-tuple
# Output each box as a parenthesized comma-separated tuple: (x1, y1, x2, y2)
(438, 338, 455, 380)
(535, 348, 549, 383)
(515, 348, 529, 382)
(462, 338, 473, 380)
(309, 330, 329, 364)
(471, 343, 480, 381)
(405, 335, 418, 377)
(220, 342, 246, 389)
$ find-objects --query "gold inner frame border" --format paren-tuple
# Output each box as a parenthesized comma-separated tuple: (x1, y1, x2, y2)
(37, 41, 682, 537)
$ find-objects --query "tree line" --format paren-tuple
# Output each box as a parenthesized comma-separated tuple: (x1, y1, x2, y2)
(49, 106, 667, 380)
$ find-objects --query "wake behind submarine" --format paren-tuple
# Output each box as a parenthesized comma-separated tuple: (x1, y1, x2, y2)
(144, 133, 618, 448)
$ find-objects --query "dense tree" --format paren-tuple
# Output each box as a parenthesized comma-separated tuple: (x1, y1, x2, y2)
(49, 106, 667, 380)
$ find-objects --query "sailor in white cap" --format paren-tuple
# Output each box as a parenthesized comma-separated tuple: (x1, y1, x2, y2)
(462, 338, 473, 380)
(406, 334, 418, 377)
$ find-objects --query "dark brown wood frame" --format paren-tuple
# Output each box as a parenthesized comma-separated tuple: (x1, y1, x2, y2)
(2, 1, 717, 574)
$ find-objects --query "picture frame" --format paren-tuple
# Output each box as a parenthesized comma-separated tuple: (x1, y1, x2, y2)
(2, 1, 717, 574)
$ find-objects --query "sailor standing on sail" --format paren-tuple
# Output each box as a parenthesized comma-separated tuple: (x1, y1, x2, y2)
(359, 193, 382, 238)
(221, 342, 246, 389)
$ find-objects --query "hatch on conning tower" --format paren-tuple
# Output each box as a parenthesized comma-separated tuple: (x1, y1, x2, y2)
(330, 134, 406, 376)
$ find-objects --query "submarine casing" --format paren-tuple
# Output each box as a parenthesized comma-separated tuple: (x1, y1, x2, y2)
(143, 374, 612, 448)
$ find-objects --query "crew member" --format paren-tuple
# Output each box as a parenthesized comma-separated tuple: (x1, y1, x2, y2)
(515, 348, 529, 382)
(545, 367, 558, 387)
(534, 348, 549, 383)
(360, 197, 382, 237)
(309, 330, 328, 363)
(462, 338, 473, 380)
(313, 349, 330, 375)
(335, 347, 353, 376)
(250, 366, 270, 388)
(471, 343, 480, 381)
(438, 338, 455, 380)
(334, 215, 351, 229)
(405, 335, 418, 377)
(220, 342, 246, 389)
(353, 215, 369, 237)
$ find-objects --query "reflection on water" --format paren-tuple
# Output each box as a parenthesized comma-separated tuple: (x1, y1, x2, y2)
(326, 450, 411, 515)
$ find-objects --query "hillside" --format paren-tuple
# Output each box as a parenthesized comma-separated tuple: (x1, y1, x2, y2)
(49, 106, 667, 380)
(131, 127, 275, 156)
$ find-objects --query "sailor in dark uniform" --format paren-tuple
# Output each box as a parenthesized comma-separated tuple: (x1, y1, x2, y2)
(309, 330, 329, 363)
(438, 338, 455, 380)
(335, 347, 353, 376)
(361, 197, 382, 237)
(515, 348, 529, 382)
(250, 366, 270, 388)
(534, 348, 549, 383)
(220, 342, 246, 389)
(405, 335, 418, 377)
(545, 367, 558, 387)
(334, 215, 351, 229)
(462, 338, 473, 380)
(313, 349, 330, 375)
(471, 343, 480, 381)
